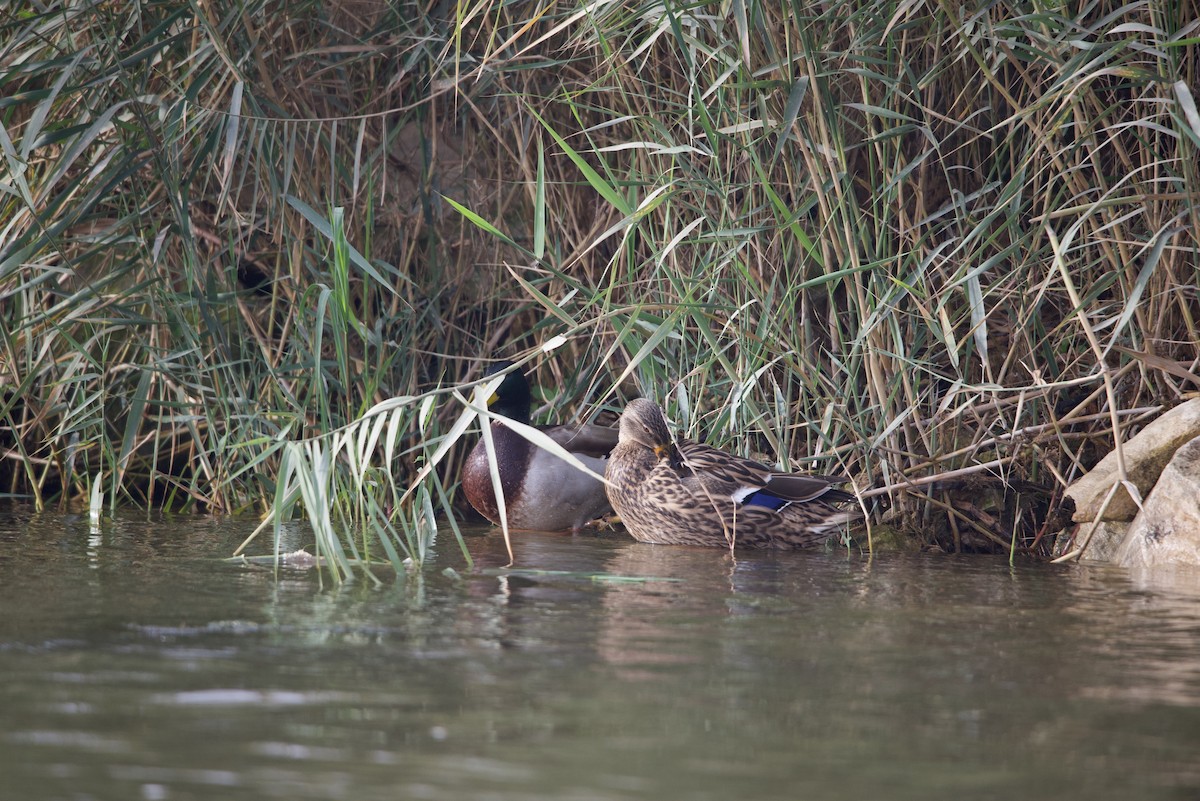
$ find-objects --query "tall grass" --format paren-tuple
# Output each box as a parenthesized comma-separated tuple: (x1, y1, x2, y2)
(1, 0, 1197, 575)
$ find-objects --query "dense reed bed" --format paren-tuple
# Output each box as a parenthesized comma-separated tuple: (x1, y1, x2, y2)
(2, 0, 1198, 575)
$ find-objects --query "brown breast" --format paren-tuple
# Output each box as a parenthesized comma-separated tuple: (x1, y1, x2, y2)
(461, 423, 531, 524)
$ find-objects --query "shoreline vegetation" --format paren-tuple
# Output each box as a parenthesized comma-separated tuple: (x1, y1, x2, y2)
(2, 1, 1198, 577)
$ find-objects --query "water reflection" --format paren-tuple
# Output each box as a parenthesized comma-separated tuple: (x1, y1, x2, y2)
(1, 511, 1199, 800)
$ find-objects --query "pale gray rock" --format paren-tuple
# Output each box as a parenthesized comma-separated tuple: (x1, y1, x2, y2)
(1054, 521, 1129, 561)
(1065, 398, 1200, 523)
(1115, 436, 1200, 568)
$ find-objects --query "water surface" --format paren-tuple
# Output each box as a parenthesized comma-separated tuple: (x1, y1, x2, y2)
(2, 506, 1199, 800)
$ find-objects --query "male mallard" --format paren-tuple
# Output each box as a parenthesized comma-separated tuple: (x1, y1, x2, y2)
(606, 398, 854, 549)
(462, 363, 617, 532)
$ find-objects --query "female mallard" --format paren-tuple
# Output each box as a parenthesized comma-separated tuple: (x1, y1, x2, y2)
(462, 363, 617, 532)
(607, 398, 854, 549)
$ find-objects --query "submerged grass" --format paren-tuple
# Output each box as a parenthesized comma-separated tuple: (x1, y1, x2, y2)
(1, 0, 1198, 576)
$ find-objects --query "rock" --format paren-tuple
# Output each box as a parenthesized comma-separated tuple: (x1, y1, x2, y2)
(862, 523, 924, 553)
(1054, 521, 1129, 561)
(1065, 398, 1200, 523)
(1115, 435, 1200, 567)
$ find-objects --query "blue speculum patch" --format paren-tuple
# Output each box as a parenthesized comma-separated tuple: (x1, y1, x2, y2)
(741, 491, 788, 511)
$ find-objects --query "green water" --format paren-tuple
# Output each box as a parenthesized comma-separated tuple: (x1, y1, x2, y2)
(2, 506, 1199, 800)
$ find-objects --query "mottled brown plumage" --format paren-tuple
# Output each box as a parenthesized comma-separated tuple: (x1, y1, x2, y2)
(606, 398, 854, 549)
(462, 364, 617, 532)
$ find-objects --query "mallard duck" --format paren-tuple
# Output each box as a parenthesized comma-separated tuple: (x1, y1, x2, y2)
(462, 363, 618, 532)
(606, 398, 854, 549)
